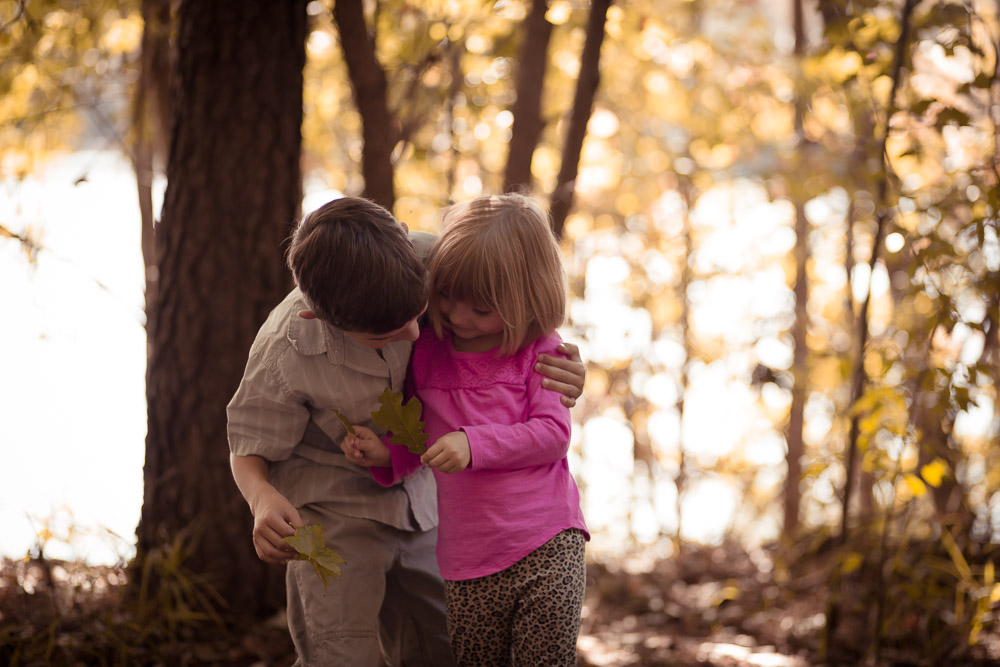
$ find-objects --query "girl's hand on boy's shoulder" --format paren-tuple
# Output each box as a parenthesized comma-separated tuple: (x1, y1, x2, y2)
(340, 425, 391, 467)
(535, 341, 585, 408)
(422, 431, 471, 474)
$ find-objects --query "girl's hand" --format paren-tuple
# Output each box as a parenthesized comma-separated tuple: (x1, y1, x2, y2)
(340, 424, 391, 467)
(536, 341, 586, 408)
(422, 431, 471, 474)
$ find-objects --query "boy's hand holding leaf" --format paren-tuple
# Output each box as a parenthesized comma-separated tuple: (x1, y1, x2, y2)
(282, 524, 346, 593)
(340, 424, 392, 467)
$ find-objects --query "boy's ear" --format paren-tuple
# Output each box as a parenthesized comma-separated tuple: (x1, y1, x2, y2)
(400, 221, 409, 232)
(297, 309, 317, 320)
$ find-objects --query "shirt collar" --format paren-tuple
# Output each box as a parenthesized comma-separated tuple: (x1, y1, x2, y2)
(285, 303, 410, 376)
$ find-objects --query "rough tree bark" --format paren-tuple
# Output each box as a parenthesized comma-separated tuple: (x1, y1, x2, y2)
(504, 0, 553, 193)
(549, 0, 612, 238)
(137, 0, 307, 620)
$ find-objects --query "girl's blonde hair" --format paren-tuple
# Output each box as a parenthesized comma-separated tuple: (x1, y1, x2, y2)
(428, 193, 567, 355)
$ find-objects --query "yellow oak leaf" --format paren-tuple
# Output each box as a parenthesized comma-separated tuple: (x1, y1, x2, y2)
(282, 524, 346, 593)
(370, 386, 428, 456)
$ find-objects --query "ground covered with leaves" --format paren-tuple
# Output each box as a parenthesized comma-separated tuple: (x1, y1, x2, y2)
(2, 539, 999, 666)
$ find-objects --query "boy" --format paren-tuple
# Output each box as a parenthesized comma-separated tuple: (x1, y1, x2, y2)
(226, 197, 584, 666)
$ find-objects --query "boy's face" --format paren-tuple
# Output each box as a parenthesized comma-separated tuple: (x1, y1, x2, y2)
(343, 304, 427, 350)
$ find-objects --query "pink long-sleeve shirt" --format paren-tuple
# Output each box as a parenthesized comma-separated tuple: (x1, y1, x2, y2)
(373, 327, 588, 580)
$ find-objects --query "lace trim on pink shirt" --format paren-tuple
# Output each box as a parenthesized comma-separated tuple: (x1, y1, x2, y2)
(414, 331, 544, 390)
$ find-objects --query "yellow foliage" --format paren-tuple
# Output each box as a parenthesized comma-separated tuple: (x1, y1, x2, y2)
(921, 459, 948, 487)
(809, 357, 844, 392)
(807, 48, 863, 83)
(585, 368, 610, 398)
(750, 102, 794, 142)
(100, 16, 142, 53)
(841, 552, 864, 574)
(903, 473, 927, 497)
(429, 22, 447, 41)
(545, 1, 572, 26)
(565, 213, 593, 239)
(872, 75, 894, 111)
(809, 96, 850, 134)
(862, 350, 884, 378)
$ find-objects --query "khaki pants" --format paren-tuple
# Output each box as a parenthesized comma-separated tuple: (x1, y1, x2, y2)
(287, 504, 455, 667)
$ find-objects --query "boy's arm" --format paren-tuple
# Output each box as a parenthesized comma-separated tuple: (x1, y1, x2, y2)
(536, 341, 585, 407)
(230, 453, 303, 564)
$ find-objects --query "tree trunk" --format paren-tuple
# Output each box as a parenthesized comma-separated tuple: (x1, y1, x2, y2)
(137, 0, 307, 621)
(785, 198, 807, 535)
(134, 0, 173, 326)
(334, 0, 396, 210)
(840, 0, 916, 546)
(504, 0, 553, 193)
(549, 0, 612, 238)
(783, 0, 808, 537)
(827, 0, 917, 652)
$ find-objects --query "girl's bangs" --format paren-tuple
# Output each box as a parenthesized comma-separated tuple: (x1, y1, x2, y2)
(434, 239, 499, 308)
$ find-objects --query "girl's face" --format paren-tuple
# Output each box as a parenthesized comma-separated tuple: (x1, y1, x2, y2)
(437, 293, 505, 351)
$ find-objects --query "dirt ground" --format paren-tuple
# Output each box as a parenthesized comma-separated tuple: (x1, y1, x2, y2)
(2, 541, 998, 666)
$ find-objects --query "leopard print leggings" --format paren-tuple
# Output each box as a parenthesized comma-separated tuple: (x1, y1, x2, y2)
(444, 529, 586, 667)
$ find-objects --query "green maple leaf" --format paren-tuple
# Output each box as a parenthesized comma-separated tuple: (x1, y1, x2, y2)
(369, 386, 428, 456)
(282, 524, 346, 593)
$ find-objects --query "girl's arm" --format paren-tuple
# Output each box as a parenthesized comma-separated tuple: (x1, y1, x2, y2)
(459, 339, 573, 471)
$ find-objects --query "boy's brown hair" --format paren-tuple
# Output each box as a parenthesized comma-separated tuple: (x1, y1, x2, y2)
(428, 193, 566, 355)
(287, 197, 427, 334)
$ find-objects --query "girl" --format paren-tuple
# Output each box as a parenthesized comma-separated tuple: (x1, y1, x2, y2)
(343, 193, 588, 666)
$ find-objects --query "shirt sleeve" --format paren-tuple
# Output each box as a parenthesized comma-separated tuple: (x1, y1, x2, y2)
(227, 350, 310, 462)
(370, 437, 425, 486)
(462, 337, 572, 471)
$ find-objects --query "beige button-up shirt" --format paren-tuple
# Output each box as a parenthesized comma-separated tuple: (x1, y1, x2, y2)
(227, 286, 437, 531)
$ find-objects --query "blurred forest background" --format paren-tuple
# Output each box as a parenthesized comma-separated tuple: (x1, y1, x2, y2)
(2, 0, 1000, 665)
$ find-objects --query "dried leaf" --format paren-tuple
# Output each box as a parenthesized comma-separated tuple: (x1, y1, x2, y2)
(331, 408, 356, 435)
(283, 524, 346, 593)
(369, 386, 428, 455)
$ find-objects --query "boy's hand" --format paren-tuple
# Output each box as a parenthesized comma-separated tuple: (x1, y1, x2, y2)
(250, 486, 303, 564)
(536, 341, 586, 408)
(422, 431, 471, 474)
(341, 424, 391, 467)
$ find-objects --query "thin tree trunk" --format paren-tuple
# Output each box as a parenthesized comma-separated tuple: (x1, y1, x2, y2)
(134, 0, 172, 326)
(137, 0, 307, 621)
(783, 0, 808, 537)
(504, 0, 553, 193)
(333, 0, 396, 210)
(840, 0, 917, 546)
(827, 0, 917, 651)
(444, 45, 464, 203)
(549, 0, 612, 238)
(674, 180, 694, 555)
